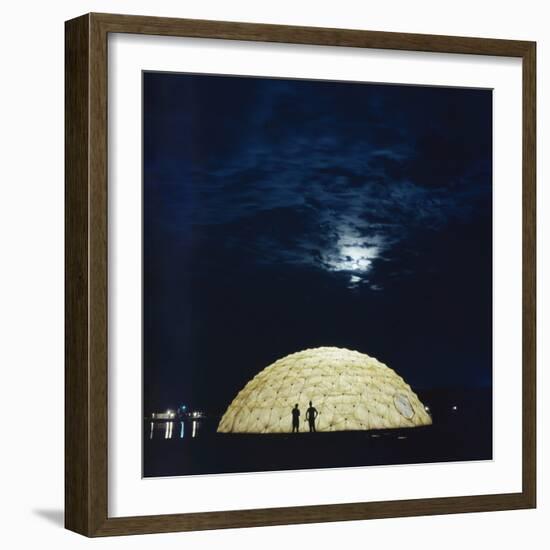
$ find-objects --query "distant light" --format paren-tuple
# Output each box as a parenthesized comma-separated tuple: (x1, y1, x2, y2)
(452, 405, 458, 411)
(424, 406, 430, 412)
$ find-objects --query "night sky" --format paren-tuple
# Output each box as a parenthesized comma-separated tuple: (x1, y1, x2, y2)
(143, 72, 492, 416)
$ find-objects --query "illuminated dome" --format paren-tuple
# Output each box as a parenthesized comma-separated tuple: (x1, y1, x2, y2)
(217, 347, 432, 433)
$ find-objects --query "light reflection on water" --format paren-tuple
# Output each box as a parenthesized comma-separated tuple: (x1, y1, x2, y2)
(148, 419, 202, 440)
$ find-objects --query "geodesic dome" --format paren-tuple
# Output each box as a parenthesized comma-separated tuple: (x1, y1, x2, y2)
(217, 347, 432, 433)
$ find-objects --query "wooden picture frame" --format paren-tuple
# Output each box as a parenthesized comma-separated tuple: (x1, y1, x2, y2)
(65, 12, 536, 537)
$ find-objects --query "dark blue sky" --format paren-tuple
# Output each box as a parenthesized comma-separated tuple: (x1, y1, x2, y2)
(143, 72, 492, 414)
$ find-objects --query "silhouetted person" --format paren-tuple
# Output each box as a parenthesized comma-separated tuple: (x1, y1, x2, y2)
(291, 404, 300, 433)
(306, 401, 318, 432)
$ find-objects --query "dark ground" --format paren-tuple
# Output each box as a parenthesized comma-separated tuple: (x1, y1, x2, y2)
(143, 388, 492, 477)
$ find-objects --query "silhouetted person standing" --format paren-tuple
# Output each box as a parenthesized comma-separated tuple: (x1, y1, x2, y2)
(291, 404, 300, 433)
(306, 401, 318, 432)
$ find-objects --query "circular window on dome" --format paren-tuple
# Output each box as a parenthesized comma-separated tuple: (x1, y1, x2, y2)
(394, 393, 415, 419)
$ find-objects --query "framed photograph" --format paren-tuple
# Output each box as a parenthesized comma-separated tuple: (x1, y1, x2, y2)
(65, 13, 536, 536)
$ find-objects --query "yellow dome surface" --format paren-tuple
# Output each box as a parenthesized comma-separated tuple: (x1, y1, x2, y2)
(217, 347, 432, 433)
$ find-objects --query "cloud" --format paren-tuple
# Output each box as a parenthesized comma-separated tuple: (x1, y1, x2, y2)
(144, 76, 491, 282)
